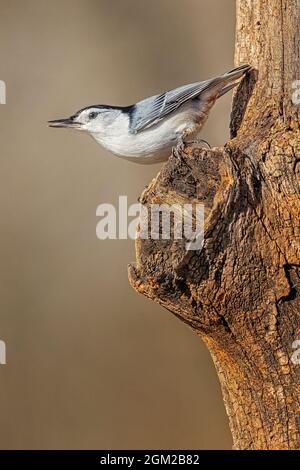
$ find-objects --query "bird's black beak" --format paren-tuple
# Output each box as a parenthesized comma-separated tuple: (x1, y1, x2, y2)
(48, 117, 82, 129)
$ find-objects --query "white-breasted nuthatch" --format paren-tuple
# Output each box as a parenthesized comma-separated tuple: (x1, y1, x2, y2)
(49, 64, 250, 164)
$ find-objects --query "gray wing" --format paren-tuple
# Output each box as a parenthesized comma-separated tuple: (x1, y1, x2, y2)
(129, 64, 251, 134)
(129, 79, 217, 134)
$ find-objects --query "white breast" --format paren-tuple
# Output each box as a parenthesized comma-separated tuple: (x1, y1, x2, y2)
(91, 104, 199, 164)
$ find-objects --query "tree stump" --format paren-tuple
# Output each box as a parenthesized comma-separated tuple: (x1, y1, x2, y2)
(128, 0, 300, 450)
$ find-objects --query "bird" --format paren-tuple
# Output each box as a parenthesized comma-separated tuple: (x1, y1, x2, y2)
(49, 64, 250, 164)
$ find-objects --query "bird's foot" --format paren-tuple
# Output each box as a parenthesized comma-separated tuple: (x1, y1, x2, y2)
(172, 136, 186, 161)
(172, 137, 211, 164)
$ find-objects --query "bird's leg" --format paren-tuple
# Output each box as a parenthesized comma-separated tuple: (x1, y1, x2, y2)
(173, 129, 210, 162)
(172, 135, 186, 161)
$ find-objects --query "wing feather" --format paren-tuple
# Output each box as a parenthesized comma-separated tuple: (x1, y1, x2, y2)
(130, 64, 251, 133)
(130, 80, 215, 133)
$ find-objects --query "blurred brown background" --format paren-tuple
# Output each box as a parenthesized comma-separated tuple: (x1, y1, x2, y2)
(0, 0, 235, 449)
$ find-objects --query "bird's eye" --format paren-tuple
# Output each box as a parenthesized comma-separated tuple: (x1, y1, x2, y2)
(89, 111, 98, 120)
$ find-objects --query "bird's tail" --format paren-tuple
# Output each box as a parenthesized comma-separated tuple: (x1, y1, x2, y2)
(223, 64, 252, 79)
(217, 64, 251, 98)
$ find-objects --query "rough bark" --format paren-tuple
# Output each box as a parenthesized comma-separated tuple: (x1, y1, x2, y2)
(128, 0, 300, 450)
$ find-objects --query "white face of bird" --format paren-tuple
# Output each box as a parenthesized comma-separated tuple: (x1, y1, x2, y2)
(48, 106, 121, 135)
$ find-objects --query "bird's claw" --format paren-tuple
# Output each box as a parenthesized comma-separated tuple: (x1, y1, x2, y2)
(172, 137, 186, 161)
(172, 137, 211, 165)
(187, 138, 211, 149)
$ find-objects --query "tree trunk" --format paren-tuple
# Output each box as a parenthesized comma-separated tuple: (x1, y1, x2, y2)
(128, 0, 300, 450)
